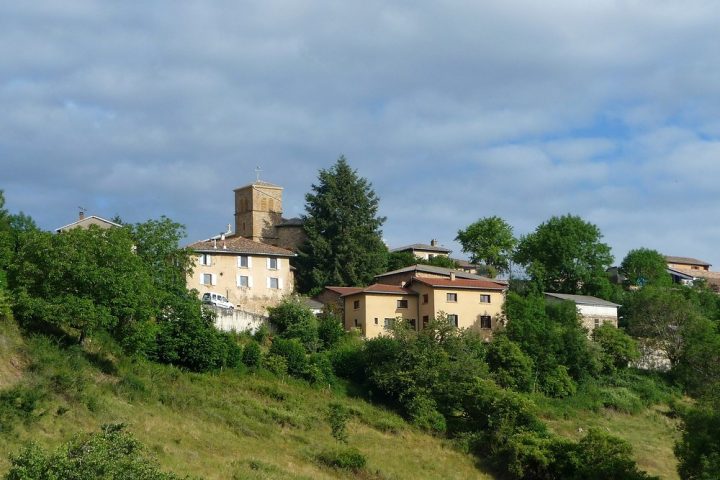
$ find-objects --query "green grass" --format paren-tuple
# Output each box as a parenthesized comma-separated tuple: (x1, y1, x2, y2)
(0, 320, 490, 480)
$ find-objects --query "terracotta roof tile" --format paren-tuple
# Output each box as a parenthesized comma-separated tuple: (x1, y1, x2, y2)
(324, 286, 363, 295)
(188, 236, 294, 256)
(340, 283, 417, 296)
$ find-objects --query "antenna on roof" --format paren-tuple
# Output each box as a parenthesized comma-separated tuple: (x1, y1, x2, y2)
(255, 166, 262, 182)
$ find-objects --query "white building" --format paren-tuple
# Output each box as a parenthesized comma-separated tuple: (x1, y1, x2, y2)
(544, 292, 620, 331)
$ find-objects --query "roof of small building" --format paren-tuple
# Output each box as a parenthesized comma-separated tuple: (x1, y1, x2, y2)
(411, 276, 507, 290)
(276, 217, 304, 227)
(340, 283, 417, 297)
(301, 297, 324, 310)
(391, 243, 452, 254)
(55, 215, 121, 232)
(188, 236, 295, 256)
(375, 264, 508, 284)
(323, 286, 363, 296)
(544, 292, 621, 308)
(664, 255, 711, 267)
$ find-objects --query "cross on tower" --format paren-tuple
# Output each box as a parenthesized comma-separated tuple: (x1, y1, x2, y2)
(255, 166, 262, 182)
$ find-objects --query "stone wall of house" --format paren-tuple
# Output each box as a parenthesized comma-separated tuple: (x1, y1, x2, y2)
(277, 225, 306, 251)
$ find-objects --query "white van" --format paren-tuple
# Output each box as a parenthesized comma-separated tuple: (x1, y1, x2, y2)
(201, 292, 234, 310)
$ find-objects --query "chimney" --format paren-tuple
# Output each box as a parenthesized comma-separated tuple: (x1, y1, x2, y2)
(79, 210, 85, 220)
(431, 239, 438, 246)
(450, 272, 456, 281)
(220, 233, 225, 241)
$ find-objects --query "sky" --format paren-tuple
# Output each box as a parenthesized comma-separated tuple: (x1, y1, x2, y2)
(2, 1, 720, 267)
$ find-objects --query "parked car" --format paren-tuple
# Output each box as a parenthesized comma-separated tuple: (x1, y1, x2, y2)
(201, 292, 234, 310)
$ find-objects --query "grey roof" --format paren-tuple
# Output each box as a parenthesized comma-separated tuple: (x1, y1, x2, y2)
(666, 267, 696, 280)
(544, 292, 621, 308)
(276, 217, 304, 227)
(375, 264, 508, 285)
(391, 243, 452, 254)
(301, 297, 324, 310)
(664, 255, 711, 267)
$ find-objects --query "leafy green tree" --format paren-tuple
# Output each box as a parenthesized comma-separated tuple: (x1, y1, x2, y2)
(456, 216, 517, 277)
(592, 324, 640, 373)
(620, 248, 671, 287)
(241, 340, 262, 368)
(675, 397, 720, 480)
(486, 335, 534, 392)
(317, 311, 345, 350)
(514, 214, 613, 296)
(268, 297, 319, 352)
(296, 156, 387, 293)
(5, 423, 183, 480)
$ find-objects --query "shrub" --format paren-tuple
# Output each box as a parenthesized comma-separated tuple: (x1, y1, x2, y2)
(405, 394, 446, 432)
(4, 423, 183, 480)
(571, 428, 659, 480)
(316, 446, 366, 471)
(675, 400, 720, 480)
(253, 323, 271, 345)
(268, 298, 319, 352)
(0, 385, 45, 433)
(598, 387, 643, 414)
(262, 354, 288, 377)
(592, 324, 640, 373)
(328, 337, 365, 381)
(269, 338, 307, 377)
(327, 403, 350, 443)
(541, 365, 577, 398)
(242, 341, 262, 368)
(305, 352, 335, 385)
(317, 313, 345, 350)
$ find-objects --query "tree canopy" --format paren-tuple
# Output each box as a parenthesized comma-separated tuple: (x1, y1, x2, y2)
(620, 248, 670, 287)
(456, 216, 516, 277)
(296, 156, 388, 293)
(514, 214, 613, 296)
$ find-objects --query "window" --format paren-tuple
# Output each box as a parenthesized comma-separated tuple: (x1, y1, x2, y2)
(201, 273, 214, 285)
(480, 315, 492, 329)
(594, 319, 600, 328)
(447, 314, 459, 328)
(353, 300, 360, 309)
(480, 294, 491, 303)
(422, 294, 428, 304)
(268, 257, 278, 270)
(409, 318, 417, 330)
(199, 253, 211, 266)
(397, 299, 408, 308)
(237, 275, 250, 288)
(238, 255, 250, 268)
(447, 293, 458, 302)
(422, 315, 429, 328)
(354, 319, 360, 327)
(384, 318, 395, 329)
(374, 318, 378, 325)
(268, 277, 280, 289)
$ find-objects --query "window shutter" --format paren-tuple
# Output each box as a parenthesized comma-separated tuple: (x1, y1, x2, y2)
(211, 274, 217, 285)
(237, 257, 242, 268)
(247, 256, 252, 268)
(266, 277, 271, 288)
(279, 277, 284, 289)
(236, 275, 242, 287)
(266, 257, 271, 269)
(248, 276, 253, 288)
(276, 258, 282, 269)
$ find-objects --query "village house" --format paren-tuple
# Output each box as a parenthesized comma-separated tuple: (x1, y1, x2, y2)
(187, 234, 295, 316)
(390, 240, 451, 260)
(56, 210, 120, 233)
(335, 268, 507, 339)
(664, 255, 720, 292)
(544, 292, 620, 331)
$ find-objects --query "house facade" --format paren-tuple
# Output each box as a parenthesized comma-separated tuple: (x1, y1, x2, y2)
(544, 292, 620, 331)
(339, 273, 507, 339)
(56, 211, 121, 233)
(187, 235, 295, 316)
(390, 239, 451, 260)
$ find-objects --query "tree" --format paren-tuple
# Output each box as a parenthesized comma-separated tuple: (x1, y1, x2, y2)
(591, 324, 640, 373)
(456, 216, 516, 277)
(514, 214, 613, 296)
(296, 156, 387, 293)
(675, 397, 720, 480)
(620, 248, 671, 287)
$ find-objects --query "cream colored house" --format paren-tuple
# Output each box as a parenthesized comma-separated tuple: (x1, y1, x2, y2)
(544, 293, 620, 332)
(56, 211, 121, 233)
(339, 274, 507, 339)
(187, 235, 295, 316)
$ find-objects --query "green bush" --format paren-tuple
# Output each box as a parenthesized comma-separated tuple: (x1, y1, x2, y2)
(262, 354, 288, 377)
(592, 324, 640, 373)
(0, 385, 45, 433)
(599, 387, 643, 414)
(242, 341, 262, 368)
(405, 394, 446, 432)
(327, 403, 350, 443)
(328, 337, 365, 381)
(486, 335, 534, 392)
(4, 423, 183, 480)
(269, 338, 307, 377)
(268, 298, 319, 352)
(541, 365, 577, 398)
(305, 352, 335, 385)
(317, 313, 345, 350)
(316, 446, 366, 471)
(675, 399, 720, 480)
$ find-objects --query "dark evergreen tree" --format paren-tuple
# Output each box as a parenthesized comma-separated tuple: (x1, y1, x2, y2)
(296, 156, 387, 293)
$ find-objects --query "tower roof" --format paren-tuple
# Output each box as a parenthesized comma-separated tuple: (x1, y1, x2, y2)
(234, 180, 282, 191)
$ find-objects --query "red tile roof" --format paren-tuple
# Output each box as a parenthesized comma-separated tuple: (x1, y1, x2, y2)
(411, 276, 506, 290)
(188, 235, 294, 256)
(324, 286, 363, 295)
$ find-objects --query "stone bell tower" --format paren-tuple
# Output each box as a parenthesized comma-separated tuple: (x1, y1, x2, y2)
(233, 180, 283, 244)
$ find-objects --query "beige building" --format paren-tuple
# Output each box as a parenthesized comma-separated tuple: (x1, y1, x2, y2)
(56, 211, 121, 233)
(187, 235, 295, 316)
(544, 293, 620, 332)
(665, 255, 711, 272)
(233, 180, 305, 251)
(374, 263, 508, 288)
(340, 274, 507, 339)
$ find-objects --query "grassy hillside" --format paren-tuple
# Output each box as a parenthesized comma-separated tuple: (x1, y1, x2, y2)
(0, 317, 681, 479)
(0, 319, 489, 479)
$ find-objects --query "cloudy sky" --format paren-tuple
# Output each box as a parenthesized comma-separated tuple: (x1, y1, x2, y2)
(2, 1, 720, 266)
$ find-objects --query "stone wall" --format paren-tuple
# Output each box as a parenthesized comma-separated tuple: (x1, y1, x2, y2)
(207, 306, 269, 334)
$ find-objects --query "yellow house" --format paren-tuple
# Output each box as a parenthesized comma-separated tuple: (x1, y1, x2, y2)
(56, 211, 121, 233)
(187, 234, 295, 316)
(339, 274, 507, 339)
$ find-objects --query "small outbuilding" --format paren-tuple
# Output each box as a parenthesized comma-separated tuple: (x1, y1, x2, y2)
(544, 292, 620, 332)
